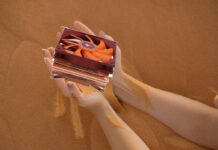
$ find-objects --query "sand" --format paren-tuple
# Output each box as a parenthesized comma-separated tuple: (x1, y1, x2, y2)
(0, 0, 217, 149)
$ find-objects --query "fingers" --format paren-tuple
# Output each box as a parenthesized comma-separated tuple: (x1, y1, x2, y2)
(47, 47, 55, 56)
(55, 79, 71, 97)
(42, 47, 55, 58)
(67, 81, 84, 101)
(44, 57, 52, 73)
(73, 21, 95, 35)
(42, 47, 55, 73)
(214, 95, 218, 108)
(42, 49, 52, 59)
(66, 82, 105, 108)
(99, 30, 114, 41)
(57, 26, 67, 40)
(57, 32, 62, 40)
(43, 56, 71, 97)
(60, 26, 66, 33)
(57, 21, 95, 40)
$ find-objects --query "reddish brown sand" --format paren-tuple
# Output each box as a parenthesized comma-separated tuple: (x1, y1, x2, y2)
(0, 0, 217, 150)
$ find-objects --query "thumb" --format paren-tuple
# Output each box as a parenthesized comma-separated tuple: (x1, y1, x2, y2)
(66, 81, 84, 102)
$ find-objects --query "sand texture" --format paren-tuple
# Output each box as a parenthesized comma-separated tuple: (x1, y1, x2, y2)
(0, 0, 217, 149)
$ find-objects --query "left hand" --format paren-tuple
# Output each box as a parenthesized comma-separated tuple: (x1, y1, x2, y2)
(42, 21, 119, 110)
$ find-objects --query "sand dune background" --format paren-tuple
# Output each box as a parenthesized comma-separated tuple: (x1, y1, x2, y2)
(0, 0, 217, 149)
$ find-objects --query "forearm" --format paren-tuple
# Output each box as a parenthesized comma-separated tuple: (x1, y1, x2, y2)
(113, 71, 218, 149)
(149, 87, 218, 147)
(89, 99, 150, 150)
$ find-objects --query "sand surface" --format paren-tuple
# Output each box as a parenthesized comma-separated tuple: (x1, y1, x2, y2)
(0, 0, 217, 149)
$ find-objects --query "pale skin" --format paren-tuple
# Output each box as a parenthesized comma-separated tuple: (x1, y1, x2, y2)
(43, 21, 150, 150)
(42, 21, 218, 150)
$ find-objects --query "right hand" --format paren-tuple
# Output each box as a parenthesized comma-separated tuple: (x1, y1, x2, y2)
(42, 21, 121, 110)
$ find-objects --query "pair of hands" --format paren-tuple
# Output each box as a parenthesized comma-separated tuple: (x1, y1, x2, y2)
(42, 21, 123, 110)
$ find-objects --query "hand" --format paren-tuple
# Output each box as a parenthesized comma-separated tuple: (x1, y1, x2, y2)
(42, 21, 122, 109)
(66, 81, 110, 113)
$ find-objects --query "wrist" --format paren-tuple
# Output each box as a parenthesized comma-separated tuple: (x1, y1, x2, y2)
(88, 95, 111, 115)
(112, 70, 130, 97)
(88, 97, 115, 119)
(112, 70, 127, 88)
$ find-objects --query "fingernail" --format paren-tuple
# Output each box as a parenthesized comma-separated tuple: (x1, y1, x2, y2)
(67, 83, 73, 88)
(42, 49, 45, 56)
